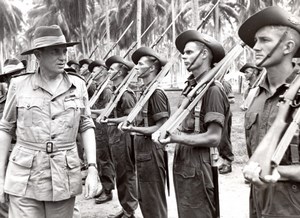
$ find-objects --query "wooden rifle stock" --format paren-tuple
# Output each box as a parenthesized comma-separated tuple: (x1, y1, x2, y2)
(98, 69, 138, 122)
(272, 106, 300, 167)
(125, 54, 179, 125)
(249, 74, 300, 177)
(152, 43, 244, 143)
(88, 75, 111, 107)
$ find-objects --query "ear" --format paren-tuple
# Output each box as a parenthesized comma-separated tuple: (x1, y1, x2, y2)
(283, 40, 297, 55)
(33, 50, 41, 60)
(201, 48, 209, 60)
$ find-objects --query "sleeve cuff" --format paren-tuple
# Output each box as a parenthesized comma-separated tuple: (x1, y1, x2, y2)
(204, 112, 225, 128)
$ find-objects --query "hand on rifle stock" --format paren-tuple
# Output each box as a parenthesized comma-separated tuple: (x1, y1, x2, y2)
(243, 161, 281, 187)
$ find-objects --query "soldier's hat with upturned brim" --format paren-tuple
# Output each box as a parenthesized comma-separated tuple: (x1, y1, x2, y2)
(0, 58, 26, 82)
(238, 6, 300, 57)
(131, 47, 167, 66)
(88, 60, 107, 72)
(240, 63, 263, 73)
(67, 60, 79, 67)
(175, 30, 225, 64)
(105, 55, 134, 70)
(21, 25, 79, 55)
(79, 59, 92, 68)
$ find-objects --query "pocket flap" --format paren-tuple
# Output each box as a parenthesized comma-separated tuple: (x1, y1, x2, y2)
(9, 148, 34, 168)
(66, 150, 80, 169)
(17, 97, 43, 109)
(137, 153, 152, 162)
(244, 112, 258, 130)
(174, 165, 195, 178)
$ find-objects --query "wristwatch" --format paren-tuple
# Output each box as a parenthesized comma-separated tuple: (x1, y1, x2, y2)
(88, 163, 98, 170)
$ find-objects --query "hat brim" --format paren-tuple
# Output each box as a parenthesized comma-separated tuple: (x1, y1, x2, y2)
(0, 68, 25, 82)
(132, 47, 167, 66)
(88, 61, 107, 72)
(105, 56, 134, 70)
(175, 30, 225, 64)
(238, 6, 300, 57)
(21, 42, 79, 55)
(240, 64, 262, 73)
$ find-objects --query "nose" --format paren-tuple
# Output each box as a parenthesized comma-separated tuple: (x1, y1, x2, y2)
(253, 41, 260, 52)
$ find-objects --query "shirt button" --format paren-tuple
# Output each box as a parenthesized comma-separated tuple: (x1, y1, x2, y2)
(292, 185, 297, 190)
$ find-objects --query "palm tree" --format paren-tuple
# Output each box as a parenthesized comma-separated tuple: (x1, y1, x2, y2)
(0, 0, 24, 73)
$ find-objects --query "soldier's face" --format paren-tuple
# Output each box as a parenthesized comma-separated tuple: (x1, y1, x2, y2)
(135, 56, 151, 78)
(253, 26, 286, 67)
(80, 64, 89, 74)
(38, 45, 67, 74)
(182, 41, 204, 71)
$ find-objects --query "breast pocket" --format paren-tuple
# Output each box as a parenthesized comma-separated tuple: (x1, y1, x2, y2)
(17, 97, 44, 127)
(64, 97, 85, 128)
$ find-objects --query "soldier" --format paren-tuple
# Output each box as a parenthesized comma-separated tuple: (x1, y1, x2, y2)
(239, 7, 300, 217)
(0, 25, 98, 218)
(79, 58, 92, 80)
(67, 60, 80, 73)
(88, 60, 116, 205)
(160, 30, 229, 218)
(239, 63, 263, 111)
(99, 55, 138, 218)
(121, 47, 170, 218)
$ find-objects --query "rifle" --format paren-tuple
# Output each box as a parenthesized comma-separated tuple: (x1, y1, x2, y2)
(123, 0, 221, 127)
(88, 75, 111, 107)
(246, 73, 300, 179)
(240, 68, 267, 110)
(102, 20, 134, 60)
(152, 43, 244, 142)
(89, 30, 107, 59)
(98, 19, 158, 122)
(123, 18, 157, 58)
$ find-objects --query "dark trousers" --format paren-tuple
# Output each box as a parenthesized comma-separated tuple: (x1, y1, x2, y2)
(108, 126, 138, 214)
(218, 111, 234, 162)
(134, 135, 167, 218)
(95, 122, 115, 191)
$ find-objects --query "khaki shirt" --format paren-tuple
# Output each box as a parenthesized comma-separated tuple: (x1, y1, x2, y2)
(0, 70, 95, 201)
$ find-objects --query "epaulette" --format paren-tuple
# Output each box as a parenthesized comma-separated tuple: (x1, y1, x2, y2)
(67, 72, 85, 81)
(12, 71, 35, 78)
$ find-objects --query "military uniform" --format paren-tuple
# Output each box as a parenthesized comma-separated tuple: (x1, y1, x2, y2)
(245, 67, 300, 217)
(174, 81, 230, 218)
(107, 89, 138, 215)
(134, 88, 170, 218)
(91, 86, 115, 192)
(0, 71, 94, 216)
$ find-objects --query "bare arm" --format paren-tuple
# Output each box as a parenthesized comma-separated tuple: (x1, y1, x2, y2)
(277, 165, 300, 182)
(124, 117, 167, 136)
(160, 122, 222, 148)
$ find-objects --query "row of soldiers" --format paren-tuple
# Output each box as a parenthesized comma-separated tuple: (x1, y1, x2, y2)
(0, 5, 300, 218)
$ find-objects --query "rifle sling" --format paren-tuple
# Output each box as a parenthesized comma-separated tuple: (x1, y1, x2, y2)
(290, 128, 300, 164)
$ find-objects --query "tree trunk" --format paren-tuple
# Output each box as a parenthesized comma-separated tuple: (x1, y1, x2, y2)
(171, 0, 176, 88)
(137, 0, 142, 48)
(105, 0, 110, 52)
(192, 0, 199, 28)
(214, 2, 220, 41)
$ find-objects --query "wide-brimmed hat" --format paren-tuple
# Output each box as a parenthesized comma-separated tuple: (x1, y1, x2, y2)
(79, 59, 92, 67)
(238, 6, 300, 57)
(240, 63, 263, 73)
(67, 60, 79, 67)
(131, 47, 167, 66)
(175, 30, 225, 64)
(0, 58, 26, 82)
(88, 60, 107, 72)
(21, 25, 79, 55)
(105, 55, 134, 70)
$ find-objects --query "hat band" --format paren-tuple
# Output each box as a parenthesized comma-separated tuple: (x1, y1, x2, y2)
(34, 35, 67, 48)
(3, 62, 24, 74)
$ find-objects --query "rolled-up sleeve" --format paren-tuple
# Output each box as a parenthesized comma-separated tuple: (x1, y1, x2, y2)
(0, 79, 17, 135)
(149, 89, 170, 122)
(79, 82, 95, 133)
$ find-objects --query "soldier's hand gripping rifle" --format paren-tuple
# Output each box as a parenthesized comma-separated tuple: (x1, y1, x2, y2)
(122, 0, 221, 127)
(243, 73, 300, 186)
(152, 43, 245, 144)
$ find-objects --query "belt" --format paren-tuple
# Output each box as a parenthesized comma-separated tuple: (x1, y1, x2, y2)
(17, 139, 76, 153)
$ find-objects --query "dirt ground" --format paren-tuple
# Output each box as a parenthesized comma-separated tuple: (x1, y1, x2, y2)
(77, 93, 251, 218)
